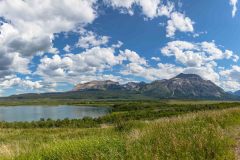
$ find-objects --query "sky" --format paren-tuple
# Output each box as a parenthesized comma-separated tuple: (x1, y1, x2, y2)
(0, 0, 240, 96)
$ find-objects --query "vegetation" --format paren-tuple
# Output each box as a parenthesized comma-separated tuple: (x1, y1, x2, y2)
(1, 108, 240, 159)
(1, 101, 240, 129)
(1, 100, 240, 159)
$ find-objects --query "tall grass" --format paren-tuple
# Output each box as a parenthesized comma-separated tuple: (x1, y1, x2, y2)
(3, 108, 240, 160)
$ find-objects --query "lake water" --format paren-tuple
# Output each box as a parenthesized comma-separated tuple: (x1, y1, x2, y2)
(0, 106, 110, 122)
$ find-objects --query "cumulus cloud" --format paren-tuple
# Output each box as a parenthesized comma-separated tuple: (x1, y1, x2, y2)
(0, 75, 61, 95)
(35, 46, 151, 85)
(63, 45, 71, 53)
(151, 57, 161, 61)
(36, 46, 122, 83)
(121, 62, 183, 81)
(118, 49, 147, 65)
(221, 80, 240, 91)
(76, 31, 110, 49)
(183, 65, 220, 84)
(220, 65, 240, 82)
(0, 0, 96, 34)
(157, 2, 175, 17)
(103, 0, 176, 19)
(230, 0, 238, 17)
(161, 41, 239, 67)
(0, 0, 97, 78)
(166, 12, 194, 37)
(103, 0, 161, 18)
(116, 50, 184, 81)
(120, 57, 220, 84)
(0, 76, 42, 90)
(219, 65, 240, 90)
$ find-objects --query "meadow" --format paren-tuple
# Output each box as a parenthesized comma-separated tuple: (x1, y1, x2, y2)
(1, 101, 240, 159)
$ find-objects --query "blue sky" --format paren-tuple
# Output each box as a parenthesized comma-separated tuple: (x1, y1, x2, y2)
(0, 0, 240, 96)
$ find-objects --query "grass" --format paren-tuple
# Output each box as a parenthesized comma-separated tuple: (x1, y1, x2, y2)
(0, 99, 237, 106)
(1, 107, 240, 159)
(164, 99, 238, 104)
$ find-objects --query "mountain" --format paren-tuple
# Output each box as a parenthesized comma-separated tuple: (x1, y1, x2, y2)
(230, 90, 240, 97)
(7, 73, 236, 100)
(141, 73, 227, 99)
(72, 80, 147, 91)
(70, 73, 230, 99)
(123, 82, 146, 91)
(73, 80, 121, 91)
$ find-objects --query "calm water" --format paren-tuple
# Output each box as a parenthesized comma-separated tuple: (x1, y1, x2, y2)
(0, 106, 110, 122)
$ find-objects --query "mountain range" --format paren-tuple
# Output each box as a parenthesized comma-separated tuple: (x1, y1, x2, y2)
(7, 73, 240, 100)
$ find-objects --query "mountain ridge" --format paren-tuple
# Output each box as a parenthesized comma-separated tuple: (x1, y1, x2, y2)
(7, 73, 239, 100)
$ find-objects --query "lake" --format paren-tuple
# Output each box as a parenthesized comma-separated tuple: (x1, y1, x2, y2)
(0, 106, 110, 122)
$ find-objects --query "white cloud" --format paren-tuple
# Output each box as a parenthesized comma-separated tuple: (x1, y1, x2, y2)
(161, 41, 238, 67)
(121, 62, 183, 81)
(138, 0, 162, 18)
(115, 49, 185, 81)
(0, 0, 96, 35)
(166, 12, 194, 37)
(0, 0, 97, 78)
(0, 75, 62, 95)
(11, 53, 31, 74)
(151, 57, 161, 61)
(104, 0, 162, 18)
(220, 65, 240, 82)
(63, 45, 71, 53)
(76, 31, 110, 49)
(120, 57, 221, 84)
(219, 65, 240, 90)
(112, 41, 124, 48)
(157, 2, 174, 17)
(36, 47, 149, 84)
(119, 49, 147, 65)
(221, 80, 240, 91)
(103, 0, 174, 19)
(183, 65, 220, 84)
(36, 46, 122, 83)
(230, 0, 238, 17)
(0, 76, 42, 90)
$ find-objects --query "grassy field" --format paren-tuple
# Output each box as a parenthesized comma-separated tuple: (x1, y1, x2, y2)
(1, 101, 240, 159)
(0, 108, 240, 159)
(0, 99, 237, 106)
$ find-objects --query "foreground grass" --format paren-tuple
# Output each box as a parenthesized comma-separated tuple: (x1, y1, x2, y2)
(2, 108, 240, 159)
